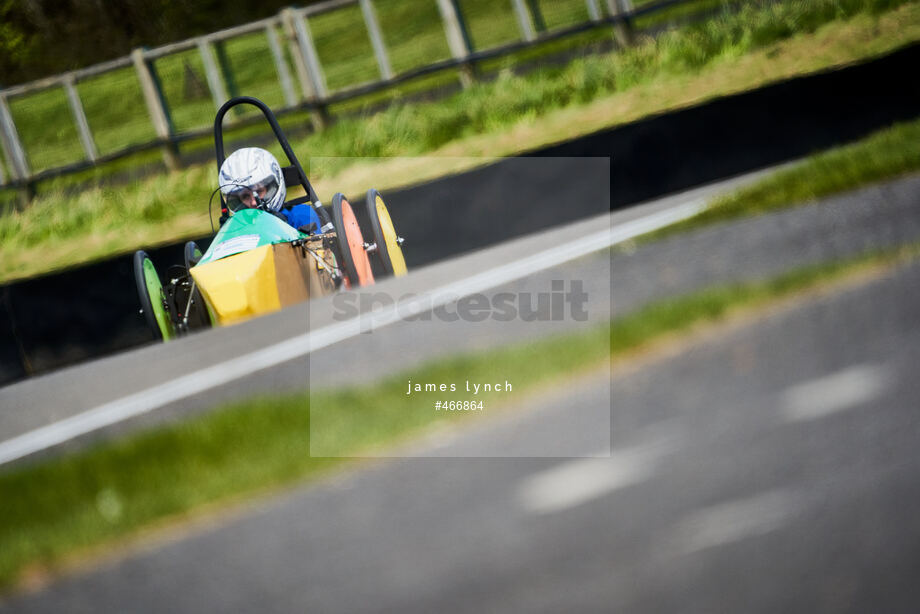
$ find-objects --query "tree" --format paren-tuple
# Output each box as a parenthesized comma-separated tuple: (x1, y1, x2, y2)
(0, 0, 314, 86)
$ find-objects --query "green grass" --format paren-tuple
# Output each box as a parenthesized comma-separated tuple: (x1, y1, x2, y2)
(0, 0, 916, 283)
(642, 116, 920, 242)
(1, 242, 917, 592)
(634, 0, 735, 27)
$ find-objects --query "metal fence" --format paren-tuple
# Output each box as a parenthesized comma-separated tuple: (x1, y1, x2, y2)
(0, 0, 695, 193)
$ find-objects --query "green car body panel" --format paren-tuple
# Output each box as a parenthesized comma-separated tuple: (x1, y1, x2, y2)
(197, 209, 307, 266)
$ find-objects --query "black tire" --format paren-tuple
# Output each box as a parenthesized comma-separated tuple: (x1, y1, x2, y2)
(133, 250, 174, 341)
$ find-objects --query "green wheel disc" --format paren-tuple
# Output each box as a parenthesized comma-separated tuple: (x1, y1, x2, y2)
(133, 250, 174, 341)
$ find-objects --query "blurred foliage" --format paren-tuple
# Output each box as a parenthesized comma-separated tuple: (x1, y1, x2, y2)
(0, 0, 315, 85)
(0, 0, 31, 82)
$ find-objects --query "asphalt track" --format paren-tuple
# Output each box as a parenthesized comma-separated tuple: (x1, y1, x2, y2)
(2, 170, 920, 465)
(0, 168, 767, 465)
(3, 191, 920, 612)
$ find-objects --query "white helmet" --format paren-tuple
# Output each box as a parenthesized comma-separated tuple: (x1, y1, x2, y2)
(218, 147, 286, 212)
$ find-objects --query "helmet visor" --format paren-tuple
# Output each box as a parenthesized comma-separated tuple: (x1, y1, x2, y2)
(224, 176, 280, 212)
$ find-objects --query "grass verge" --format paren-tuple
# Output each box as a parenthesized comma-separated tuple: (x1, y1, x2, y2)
(2, 241, 919, 593)
(0, 0, 917, 284)
(642, 116, 920, 242)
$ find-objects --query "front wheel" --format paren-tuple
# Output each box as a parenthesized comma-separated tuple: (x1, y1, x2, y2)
(133, 250, 175, 341)
(331, 192, 375, 288)
(365, 189, 407, 277)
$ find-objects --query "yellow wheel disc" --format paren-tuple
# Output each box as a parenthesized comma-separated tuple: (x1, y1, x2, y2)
(373, 193, 407, 276)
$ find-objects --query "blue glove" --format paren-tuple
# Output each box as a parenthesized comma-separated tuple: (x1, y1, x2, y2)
(281, 204, 322, 233)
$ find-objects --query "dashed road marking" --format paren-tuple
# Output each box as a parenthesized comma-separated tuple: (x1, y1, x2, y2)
(518, 431, 679, 514)
(670, 489, 798, 555)
(780, 364, 890, 423)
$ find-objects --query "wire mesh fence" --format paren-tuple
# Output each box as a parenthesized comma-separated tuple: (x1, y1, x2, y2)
(7, 87, 83, 174)
(375, 0, 453, 75)
(0, 0, 708, 194)
(537, 0, 597, 30)
(216, 31, 292, 113)
(154, 48, 215, 135)
(311, 3, 381, 91)
(77, 67, 158, 156)
(460, 0, 522, 50)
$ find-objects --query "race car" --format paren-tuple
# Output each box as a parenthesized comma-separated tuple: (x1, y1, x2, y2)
(133, 96, 407, 341)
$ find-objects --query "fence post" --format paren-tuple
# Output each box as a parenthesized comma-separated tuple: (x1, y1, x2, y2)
(511, 0, 536, 41)
(294, 16, 328, 99)
(265, 22, 297, 108)
(0, 87, 6, 187)
(0, 85, 7, 188)
(435, 0, 475, 88)
(606, 0, 635, 47)
(281, 8, 313, 102)
(63, 75, 98, 162)
(526, 0, 546, 33)
(214, 40, 241, 102)
(359, 0, 393, 81)
(281, 8, 329, 130)
(585, 0, 602, 22)
(0, 93, 35, 206)
(0, 94, 30, 183)
(131, 48, 180, 171)
(198, 37, 230, 112)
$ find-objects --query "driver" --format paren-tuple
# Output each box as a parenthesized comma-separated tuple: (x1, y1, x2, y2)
(218, 147, 321, 233)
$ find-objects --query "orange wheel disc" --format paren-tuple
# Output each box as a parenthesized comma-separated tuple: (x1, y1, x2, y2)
(331, 193, 374, 287)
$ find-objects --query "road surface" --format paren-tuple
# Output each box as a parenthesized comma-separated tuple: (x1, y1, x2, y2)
(3, 222, 919, 613)
(2, 171, 918, 465)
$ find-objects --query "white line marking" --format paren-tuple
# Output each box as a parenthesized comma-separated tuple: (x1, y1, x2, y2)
(0, 200, 706, 466)
(518, 430, 679, 514)
(780, 364, 890, 423)
(670, 490, 798, 555)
